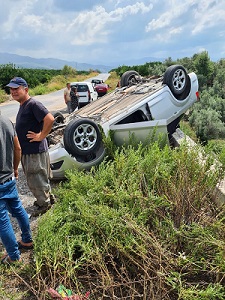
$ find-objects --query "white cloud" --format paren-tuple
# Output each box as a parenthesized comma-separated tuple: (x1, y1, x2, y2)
(0, 0, 224, 64)
(192, 1, 225, 34)
(67, 3, 153, 46)
(145, 0, 225, 37)
(145, 1, 190, 32)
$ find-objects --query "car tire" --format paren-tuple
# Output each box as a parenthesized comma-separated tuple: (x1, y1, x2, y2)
(120, 70, 140, 87)
(53, 112, 65, 126)
(163, 65, 188, 96)
(63, 118, 102, 157)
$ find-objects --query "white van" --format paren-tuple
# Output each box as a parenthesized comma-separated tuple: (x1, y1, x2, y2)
(71, 81, 98, 108)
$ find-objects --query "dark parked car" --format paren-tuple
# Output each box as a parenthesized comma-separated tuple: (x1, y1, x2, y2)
(94, 83, 109, 97)
(91, 79, 104, 86)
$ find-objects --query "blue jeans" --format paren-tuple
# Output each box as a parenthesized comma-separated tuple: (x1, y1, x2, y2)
(0, 178, 32, 261)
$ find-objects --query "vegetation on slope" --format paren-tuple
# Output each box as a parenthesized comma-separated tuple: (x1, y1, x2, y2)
(36, 142, 225, 300)
(0, 140, 224, 299)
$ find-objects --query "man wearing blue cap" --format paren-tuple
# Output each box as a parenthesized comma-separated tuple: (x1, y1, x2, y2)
(6, 77, 55, 217)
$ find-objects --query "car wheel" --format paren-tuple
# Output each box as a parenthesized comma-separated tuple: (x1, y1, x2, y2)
(53, 112, 65, 126)
(120, 70, 140, 87)
(63, 118, 102, 157)
(163, 65, 188, 96)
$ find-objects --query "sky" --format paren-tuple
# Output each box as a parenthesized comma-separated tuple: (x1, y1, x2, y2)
(1, 0, 225, 67)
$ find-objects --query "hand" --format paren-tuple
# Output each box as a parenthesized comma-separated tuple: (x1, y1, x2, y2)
(26, 131, 42, 142)
(14, 169, 19, 179)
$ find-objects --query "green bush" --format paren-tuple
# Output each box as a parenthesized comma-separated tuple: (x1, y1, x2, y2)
(0, 89, 9, 103)
(33, 142, 225, 299)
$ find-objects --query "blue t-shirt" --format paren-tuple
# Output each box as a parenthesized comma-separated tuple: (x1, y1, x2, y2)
(16, 98, 49, 155)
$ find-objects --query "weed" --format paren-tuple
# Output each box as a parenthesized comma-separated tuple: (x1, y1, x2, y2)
(25, 142, 225, 299)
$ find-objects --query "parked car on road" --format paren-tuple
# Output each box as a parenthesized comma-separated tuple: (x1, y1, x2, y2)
(91, 79, 104, 86)
(71, 81, 98, 108)
(49, 65, 199, 179)
(94, 83, 109, 97)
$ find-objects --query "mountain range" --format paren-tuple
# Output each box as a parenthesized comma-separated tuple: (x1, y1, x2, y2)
(0, 52, 164, 72)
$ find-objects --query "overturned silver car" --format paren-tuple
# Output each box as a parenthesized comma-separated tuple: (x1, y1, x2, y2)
(48, 65, 199, 179)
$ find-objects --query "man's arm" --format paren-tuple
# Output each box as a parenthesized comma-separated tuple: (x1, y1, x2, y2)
(13, 136, 21, 179)
(64, 90, 68, 103)
(26, 112, 55, 142)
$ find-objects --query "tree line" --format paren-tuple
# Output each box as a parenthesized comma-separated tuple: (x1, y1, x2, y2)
(0, 64, 94, 92)
(0, 63, 62, 90)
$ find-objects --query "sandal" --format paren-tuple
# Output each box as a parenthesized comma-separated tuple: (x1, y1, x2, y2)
(1, 254, 22, 265)
(17, 240, 33, 250)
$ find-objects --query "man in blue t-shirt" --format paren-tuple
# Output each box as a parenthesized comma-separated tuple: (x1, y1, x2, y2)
(6, 77, 55, 217)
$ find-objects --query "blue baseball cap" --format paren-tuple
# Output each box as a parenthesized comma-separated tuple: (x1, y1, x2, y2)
(6, 77, 28, 88)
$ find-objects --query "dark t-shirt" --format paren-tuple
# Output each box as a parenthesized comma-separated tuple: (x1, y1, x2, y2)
(16, 98, 49, 155)
(0, 115, 15, 182)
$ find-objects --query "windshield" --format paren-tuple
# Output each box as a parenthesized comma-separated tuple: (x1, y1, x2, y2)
(72, 84, 89, 92)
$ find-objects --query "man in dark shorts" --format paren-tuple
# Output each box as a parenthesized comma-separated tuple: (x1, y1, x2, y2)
(6, 77, 55, 217)
(0, 112, 33, 264)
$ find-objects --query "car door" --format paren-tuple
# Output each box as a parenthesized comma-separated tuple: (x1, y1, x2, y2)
(88, 83, 98, 101)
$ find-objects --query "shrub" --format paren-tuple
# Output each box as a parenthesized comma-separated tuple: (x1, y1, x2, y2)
(0, 89, 10, 103)
(33, 142, 225, 299)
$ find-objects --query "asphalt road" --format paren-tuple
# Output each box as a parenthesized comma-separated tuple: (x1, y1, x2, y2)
(0, 73, 110, 123)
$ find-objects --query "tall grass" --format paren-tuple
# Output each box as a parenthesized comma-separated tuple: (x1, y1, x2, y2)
(30, 141, 225, 299)
(29, 72, 100, 96)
